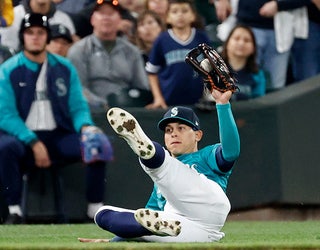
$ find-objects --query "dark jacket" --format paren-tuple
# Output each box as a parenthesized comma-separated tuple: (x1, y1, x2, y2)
(237, 0, 312, 29)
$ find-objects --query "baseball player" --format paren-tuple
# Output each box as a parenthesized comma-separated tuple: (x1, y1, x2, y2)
(0, 13, 111, 224)
(80, 88, 240, 243)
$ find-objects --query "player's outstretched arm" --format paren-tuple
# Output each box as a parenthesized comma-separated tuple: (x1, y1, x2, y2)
(214, 90, 240, 162)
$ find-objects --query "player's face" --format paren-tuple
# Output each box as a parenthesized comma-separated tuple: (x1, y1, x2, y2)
(226, 27, 255, 59)
(164, 122, 202, 157)
(166, 3, 196, 29)
(23, 26, 48, 55)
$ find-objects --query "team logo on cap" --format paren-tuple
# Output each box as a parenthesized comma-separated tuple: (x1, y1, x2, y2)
(58, 24, 67, 35)
(170, 107, 179, 117)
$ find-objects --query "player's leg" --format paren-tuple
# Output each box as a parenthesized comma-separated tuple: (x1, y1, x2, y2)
(142, 151, 231, 233)
(106, 107, 155, 159)
(94, 205, 180, 238)
(96, 206, 223, 242)
(134, 208, 181, 236)
(0, 133, 26, 223)
(46, 131, 106, 219)
(139, 210, 225, 242)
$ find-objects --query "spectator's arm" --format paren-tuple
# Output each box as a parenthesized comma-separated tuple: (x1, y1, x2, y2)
(145, 73, 167, 110)
(311, 0, 320, 9)
(213, 0, 232, 21)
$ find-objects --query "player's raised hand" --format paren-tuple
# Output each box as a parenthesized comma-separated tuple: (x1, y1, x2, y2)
(211, 89, 232, 104)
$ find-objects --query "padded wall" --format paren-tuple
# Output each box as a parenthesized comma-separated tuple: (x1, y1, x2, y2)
(1, 75, 320, 222)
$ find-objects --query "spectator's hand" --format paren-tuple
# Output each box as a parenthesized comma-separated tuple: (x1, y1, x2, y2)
(145, 97, 168, 110)
(211, 89, 232, 104)
(259, 1, 278, 18)
(31, 141, 51, 168)
(214, 0, 232, 22)
(312, 0, 320, 10)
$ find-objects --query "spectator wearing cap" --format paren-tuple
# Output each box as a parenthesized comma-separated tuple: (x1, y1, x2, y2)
(0, 0, 78, 52)
(69, 0, 136, 39)
(67, 0, 149, 110)
(0, 13, 112, 224)
(47, 23, 73, 57)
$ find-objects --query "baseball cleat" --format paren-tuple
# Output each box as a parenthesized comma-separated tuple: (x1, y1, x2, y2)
(134, 208, 181, 237)
(106, 108, 155, 159)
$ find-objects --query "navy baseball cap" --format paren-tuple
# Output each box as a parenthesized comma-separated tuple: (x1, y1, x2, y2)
(158, 106, 201, 131)
(50, 24, 72, 43)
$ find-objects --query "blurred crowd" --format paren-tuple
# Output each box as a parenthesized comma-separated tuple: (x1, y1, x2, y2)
(0, 0, 319, 110)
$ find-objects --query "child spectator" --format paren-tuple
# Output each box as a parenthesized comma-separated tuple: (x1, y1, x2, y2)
(134, 10, 164, 64)
(221, 24, 266, 101)
(145, 0, 210, 109)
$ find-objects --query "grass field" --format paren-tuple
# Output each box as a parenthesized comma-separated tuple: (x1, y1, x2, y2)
(1, 220, 320, 250)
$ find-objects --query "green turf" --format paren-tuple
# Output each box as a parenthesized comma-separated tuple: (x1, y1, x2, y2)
(0, 221, 320, 250)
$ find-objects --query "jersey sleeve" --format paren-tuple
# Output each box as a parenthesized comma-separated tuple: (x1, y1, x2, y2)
(0, 62, 37, 145)
(216, 103, 240, 162)
(145, 184, 166, 211)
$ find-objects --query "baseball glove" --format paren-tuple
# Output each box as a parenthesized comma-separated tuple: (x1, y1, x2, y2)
(81, 126, 114, 163)
(185, 43, 239, 93)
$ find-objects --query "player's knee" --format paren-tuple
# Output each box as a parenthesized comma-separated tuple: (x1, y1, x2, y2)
(94, 209, 105, 227)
